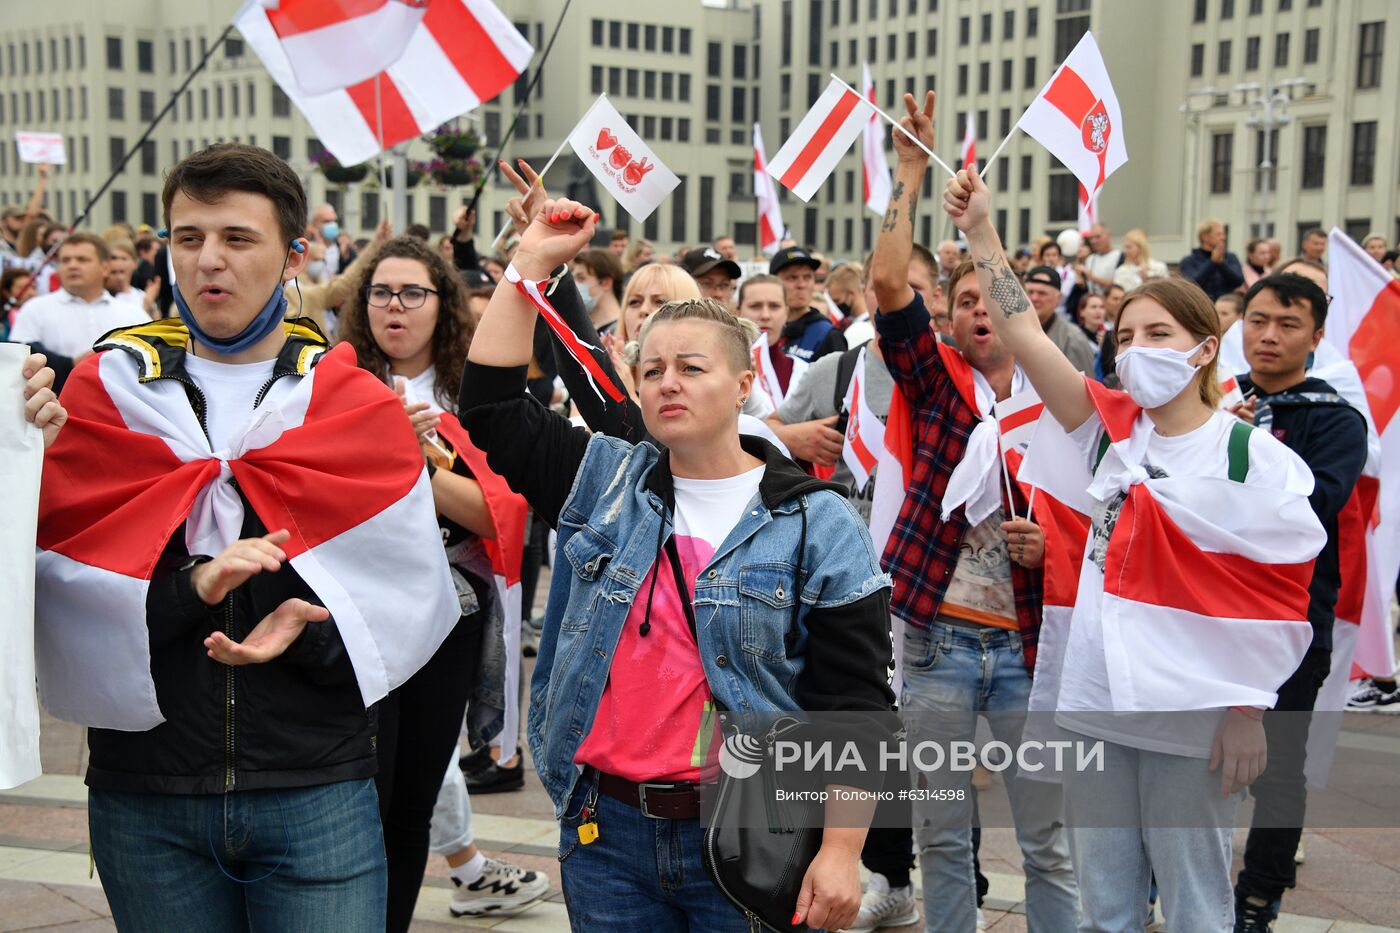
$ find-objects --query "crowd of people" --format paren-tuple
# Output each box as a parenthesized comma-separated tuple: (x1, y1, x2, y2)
(6, 84, 1399, 933)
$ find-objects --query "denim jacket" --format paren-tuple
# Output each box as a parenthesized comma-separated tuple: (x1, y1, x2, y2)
(459, 362, 896, 817)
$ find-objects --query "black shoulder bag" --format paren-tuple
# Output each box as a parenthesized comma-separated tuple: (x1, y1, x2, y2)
(662, 537, 823, 933)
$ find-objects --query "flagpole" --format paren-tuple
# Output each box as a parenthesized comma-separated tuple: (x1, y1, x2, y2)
(462, 0, 575, 221)
(978, 129, 1018, 179)
(488, 131, 573, 251)
(829, 74, 957, 178)
(1025, 486, 1037, 525)
(996, 424, 1019, 522)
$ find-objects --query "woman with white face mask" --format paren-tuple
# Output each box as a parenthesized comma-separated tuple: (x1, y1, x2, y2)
(944, 168, 1324, 931)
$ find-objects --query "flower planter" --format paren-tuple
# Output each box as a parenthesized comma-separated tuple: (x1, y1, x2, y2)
(433, 166, 480, 187)
(438, 137, 479, 159)
(321, 163, 368, 184)
(402, 170, 424, 188)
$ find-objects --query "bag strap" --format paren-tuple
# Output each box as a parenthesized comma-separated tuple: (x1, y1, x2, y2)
(1092, 430, 1112, 474)
(1227, 419, 1252, 483)
(833, 345, 863, 416)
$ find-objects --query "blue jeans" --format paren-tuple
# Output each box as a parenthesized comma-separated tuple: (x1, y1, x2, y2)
(557, 775, 752, 932)
(89, 779, 386, 933)
(1062, 738, 1240, 933)
(901, 622, 1078, 933)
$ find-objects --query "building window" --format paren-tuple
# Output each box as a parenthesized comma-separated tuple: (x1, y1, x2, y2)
(1193, 0, 1207, 22)
(886, 34, 896, 61)
(1020, 154, 1033, 190)
(626, 68, 638, 97)
(1191, 44, 1205, 77)
(926, 28, 937, 56)
(978, 62, 990, 94)
(626, 22, 639, 50)
(107, 87, 124, 120)
(609, 21, 621, 48)
(672, 176, 687, 242)
(1003, 10, 1015, 39)
(980, 13, 992, 42)
(137, 39, 153, 73)
(1027, 6, 1038, 37)
(732, 86, 746, 122)
(271, 135, 290, 160)
(1217, 40, 1232, 74)
(997, 157, 1009, 191)
(591, 65, 603, 94)
(1024, 57, 1037, 88)
(139, 90, 155, 122)
(590, 19, 603, 45)
(140, 139, 156, 175)
(272, 84, 290, 117)
(109, 136, 126, 173)
(1048, 174, 1077, 222)
(1055, 16, 1089, 63)
(706, 85, 720, 121)
(1303, 28, 1319, 64)
(1245, 36, 1260, 70)
(1001, 59, 1013, 92)
(957, 64, 968, 95)
(707, 42, 721, 77)
(1249, 0, 1262, 12)
(608, 67, 621, 96)
(679, 28, 690, 55)
(1274, 32, 1290, 67)
(644, 24, 656, 51)
(1210, 131, 1233, 193)
(662, 25, 674, 53)
(225, 36, 243, 58)
(1350, 121, 1376, 185)
(734, 44, 747, 79)
(678, 118, 690, 142)
(1357, 22, 1384, 89)
(678, 74, 690, 101)
(959, 17, 969, 45)
(111, 190, 127, 223)
(105, 36, 122, 70)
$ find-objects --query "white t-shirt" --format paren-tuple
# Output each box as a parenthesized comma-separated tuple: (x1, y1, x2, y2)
(8, 290, 150, 358)
(1052, 409, 1314, 757)
(183, 353, 280, 455)
(113, 286, 146, 308)
(672, 466, 765, 555)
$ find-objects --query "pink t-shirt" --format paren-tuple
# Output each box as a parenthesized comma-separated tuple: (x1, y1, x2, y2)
(575, 466, 764, 783)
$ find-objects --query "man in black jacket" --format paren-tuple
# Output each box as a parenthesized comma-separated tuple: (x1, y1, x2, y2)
(1229, 274, 1369, 932)
(37, 144, 454, 933)
(1180, 218, 1246, 300)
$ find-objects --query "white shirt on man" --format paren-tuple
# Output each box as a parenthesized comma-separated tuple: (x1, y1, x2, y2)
(7, 288, 150, 357)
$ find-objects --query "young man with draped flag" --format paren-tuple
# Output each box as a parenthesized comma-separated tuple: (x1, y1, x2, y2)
(868, 89, 1078, 933)
(33, 144, 458, 930)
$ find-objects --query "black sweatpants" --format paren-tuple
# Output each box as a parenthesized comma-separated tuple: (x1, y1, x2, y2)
(1235, 645, 1332, 903)
(375, 610, 485, 933)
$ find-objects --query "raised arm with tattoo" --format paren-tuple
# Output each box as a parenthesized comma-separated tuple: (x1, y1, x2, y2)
(871, 92, 935, 314)
(943, 169, 1093, 430)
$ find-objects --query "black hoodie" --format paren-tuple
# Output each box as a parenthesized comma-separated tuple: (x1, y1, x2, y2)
(1237, 374, 1369, 652)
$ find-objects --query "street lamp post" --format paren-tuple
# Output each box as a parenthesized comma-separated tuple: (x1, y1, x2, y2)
(1179, 87, 1219, 249)
(1234, 78, 1312, 240)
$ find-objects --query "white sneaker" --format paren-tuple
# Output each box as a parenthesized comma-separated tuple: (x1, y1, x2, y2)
(1294, 838, 1305, 864)
(977, 907, 988, 930)
(1347, 678, 1400, 710)
(449, 856, 549, 918)
(842, 873, 919, 932)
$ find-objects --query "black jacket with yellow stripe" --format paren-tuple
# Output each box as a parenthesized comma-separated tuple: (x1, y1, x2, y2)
(83, 320, 378, 796)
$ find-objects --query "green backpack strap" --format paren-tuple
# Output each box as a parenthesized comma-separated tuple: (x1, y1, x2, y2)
(1092, 430, 1112, 473)
(1227, 420, 1252, 483)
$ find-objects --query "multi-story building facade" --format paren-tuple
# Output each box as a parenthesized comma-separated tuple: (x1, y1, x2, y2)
(0, 0, 1395, 262)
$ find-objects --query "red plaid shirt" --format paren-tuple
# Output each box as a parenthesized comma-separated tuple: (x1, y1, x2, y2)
(874, 294, 1042, 673)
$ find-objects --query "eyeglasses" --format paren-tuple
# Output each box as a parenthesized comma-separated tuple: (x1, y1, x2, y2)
(364, 285, 438, 309)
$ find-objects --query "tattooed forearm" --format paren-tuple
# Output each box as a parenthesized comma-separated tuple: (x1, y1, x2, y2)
(977, 252, 1031, 318)
(881, 180, 906, 232)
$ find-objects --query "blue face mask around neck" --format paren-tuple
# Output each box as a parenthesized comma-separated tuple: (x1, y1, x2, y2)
(169, 248, 291, 355)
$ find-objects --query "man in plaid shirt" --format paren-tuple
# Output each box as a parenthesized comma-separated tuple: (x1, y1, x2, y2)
(869, 90, 1076, 932)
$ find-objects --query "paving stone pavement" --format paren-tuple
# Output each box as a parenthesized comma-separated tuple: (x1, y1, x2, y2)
(5, 569, 1399, 931)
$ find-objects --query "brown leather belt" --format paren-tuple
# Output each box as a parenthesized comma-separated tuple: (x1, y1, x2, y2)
(595, 770, 710, 820)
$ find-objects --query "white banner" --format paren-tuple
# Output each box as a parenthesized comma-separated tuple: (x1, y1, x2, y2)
(15, 131, 66, 165)
(0, 343, 43, 789)
(567, 95, 681, 223)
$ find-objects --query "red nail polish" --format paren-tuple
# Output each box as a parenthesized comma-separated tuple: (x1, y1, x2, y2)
(791, 912, 801, 924)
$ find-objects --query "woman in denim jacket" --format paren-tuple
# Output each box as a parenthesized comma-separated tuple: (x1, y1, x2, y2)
(459, 199, 896, 933)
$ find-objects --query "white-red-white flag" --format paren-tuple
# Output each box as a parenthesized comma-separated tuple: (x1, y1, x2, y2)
(961, 111, 977, 171)
(34, 335, 458, 730)
(1324, 228, 1400, 678)
(567, 95, 681, 223)
(236, 0, 533, 165)
(1218, 374, 1244, 409)
(841, 348, 885, 490)
(1017, 32, 1127, 198)
(1077, 183, 1098, 232)
(752, 336, 807, 406)
(753, 123, 787, 256)
(861, 63, 893, 216)
(768, 77, 876, 202)
(995, 388, 1045, 453)
(247, 0, 429, 97)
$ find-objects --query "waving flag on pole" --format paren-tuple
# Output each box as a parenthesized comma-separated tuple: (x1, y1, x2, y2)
(1017, 32, 1127, 198)
(768, 77, 876, 201)
(961, 111, 977, 171)
(841, 348, 885, 489)
(754, 124, 787, 255)
(237, 0, 533, 165)
(1077, 183, 1098, 232)
(255, 0, 430, 97)
(1323, 228, 1400, 680)
(861, 63, 893, 215)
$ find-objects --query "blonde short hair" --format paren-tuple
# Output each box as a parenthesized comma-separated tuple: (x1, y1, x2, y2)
(1122, 228, 1151, 263)
(1196, 218, 1224, 242)
(620, 263, 700, 342)
(628, 298, 759, 373)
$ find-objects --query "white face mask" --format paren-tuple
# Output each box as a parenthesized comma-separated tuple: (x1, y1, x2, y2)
(579, 282, 600, 313)
(305, 260, 327, 281)
(1115, 340, 1207, 408)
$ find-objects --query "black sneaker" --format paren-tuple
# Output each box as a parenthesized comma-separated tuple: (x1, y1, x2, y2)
(1347, 679, 1400, 710)
(458, 745, 493, 776)
(1234, 897, 1277, 932)
(464, 750, 525, 794)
